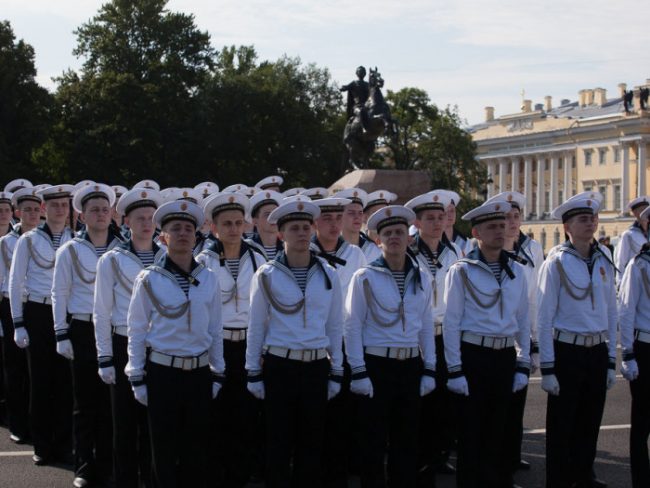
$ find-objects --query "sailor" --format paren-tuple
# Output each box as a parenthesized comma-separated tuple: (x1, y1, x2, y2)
(337, 188, 382, 263)
(93, 187, 164, 488)
(0, 188, 40, 444)
(614, 196, 649, 277)
(538, 197, 617, 488)
(485, 191, 544, 480)
(196, 192, 266, 487)
(52, 183, 122, 487)
(0, 190, 14, 237)
(443, 201, 531, 488)
(435, 189, 473, 257)
(344, 205, 436, 487)
(404, 190, 460, 483)
(362, 190, 396, 240)
(249, 190, 283, 261)
(4, 179, 33, 193)
(246, 199, 344, 487)
(254, 175, 283, 193)
(9, 184, 75, 466)
(618, 204, 650, 488)
(126, 199, 225, 488)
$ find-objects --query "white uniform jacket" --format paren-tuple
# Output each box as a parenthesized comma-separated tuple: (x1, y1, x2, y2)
(537, 242, 617, 371)
(513, 233, 544, 344)
(614, 222, 647, 282)
(9, 223, 74, 325)
(310, 236, 367, 300)
(410, 235, 460, 326)
(0, 225, 21, 296)
(93, 240, 165, 359)
(344, 255, 436, 376)
(359, 232, 382, 263)
(618, 252, 650, 360)
(125, 255, 224, 381)
(196, 238, 267, 329)
(443, 248, 531, 376)
(245, 252, 344, 375)
(52, 231, 122, 335)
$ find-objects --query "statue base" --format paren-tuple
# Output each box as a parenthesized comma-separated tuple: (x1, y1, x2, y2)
(328, 169, 431, 204)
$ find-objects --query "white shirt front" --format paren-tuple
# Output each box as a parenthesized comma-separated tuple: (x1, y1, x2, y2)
(513, 233, 544, 340)
(0, 227, 20, 295)
(359, 232, 382, 263)
(617, 253, 650, 355)
(537, 243, 617, 369)
(614, 223, 647, 281)
(125, 257, 224, 379)
(245, 254, 344, 374)
(311, 237, 367, 300)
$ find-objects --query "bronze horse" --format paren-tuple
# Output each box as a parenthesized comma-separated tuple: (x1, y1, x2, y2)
(343, 68, 397, 170)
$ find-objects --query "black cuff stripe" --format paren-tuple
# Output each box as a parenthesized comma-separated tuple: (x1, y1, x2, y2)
(351, 371, 368, 380)
(448, 370, 464, 379)
(422, 368, 436, 378)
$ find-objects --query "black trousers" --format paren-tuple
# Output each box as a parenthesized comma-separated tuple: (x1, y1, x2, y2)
(147, 360, 212, 488)
(545, 340, 608, 488)
(111, 334, 151, 488)
(358, 354, 422, 488)
(630, 340, 650, 488)
(0, 297, 30, 439)
(24, 301, 72, 459)
(419, 333, 455, 478)
(212, 338, 258, 488)
(69, 319, 112, 481)
(455, 342, 515, 488)
(504, 385, 527, 474)
(263, 353, 329, 488)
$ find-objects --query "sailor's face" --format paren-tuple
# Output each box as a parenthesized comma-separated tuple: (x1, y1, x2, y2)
(564, 213, 597, 241)
(253, 204, 279, 234)
(125, 206, 155, 240)
(81, 197, 111, 231)
(315, 212, 343, 241)
(45, 197, 69, 224)
(446, 204, 456, 227)
(343, 203, 364, 232)
(378, 223, 408, 256)
(416, 209, 446, 240)
(279, 220, 313, 252)
(161, 220, 197, 253)
(473, 220, 506, 249)
(505, 208, 521, 238)
(0, 203, 12, 225)
(214, 209, 245, 245)
(17, 201, 42, 228)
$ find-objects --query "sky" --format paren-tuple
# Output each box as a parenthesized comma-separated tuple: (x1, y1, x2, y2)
(4, 0, 650, 126)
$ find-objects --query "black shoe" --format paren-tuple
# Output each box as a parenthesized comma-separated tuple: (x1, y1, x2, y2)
(517, 460, 531, 471)
(436, 461, 456, 475)
(33, 454, 49, 466)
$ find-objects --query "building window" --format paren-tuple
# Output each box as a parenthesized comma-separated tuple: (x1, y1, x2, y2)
(585, 150, 592, 166)
(584, 185, 592, 193)
(614, 185, 621, 211)
(599, 149, 606, 165)
(558, 158, 563, 170)
(545, 191, 550, 213)
(599, 185, 607, 210)
(572, 156, 576, 168)
(558, 190, 563, 206)
(545, 159, 549, 171)
(614, 147, 620, 164)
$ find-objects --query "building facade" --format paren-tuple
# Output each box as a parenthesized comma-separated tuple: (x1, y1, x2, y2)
(470, 81, 650, 252)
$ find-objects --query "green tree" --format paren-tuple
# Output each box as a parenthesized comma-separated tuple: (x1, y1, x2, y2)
(0, 20, 53, 180)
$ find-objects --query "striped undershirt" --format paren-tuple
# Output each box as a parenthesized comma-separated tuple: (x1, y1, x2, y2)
(487, 261, 502, 284)
(264, 245, 278, 260)
(95, 245, 108, 258)
(135, 250, 156, 267)
(225, 258, 240, 281)
(425, 252, 438, 277)
(582, 255, 593, 273)
(51, 233, 62, 249)
(174, 273, 191, 296)
(291, 267, 308, 292)
(391, 271, 406, 296)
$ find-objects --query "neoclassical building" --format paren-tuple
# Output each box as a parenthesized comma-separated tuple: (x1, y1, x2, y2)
(469, 80, 650, 252)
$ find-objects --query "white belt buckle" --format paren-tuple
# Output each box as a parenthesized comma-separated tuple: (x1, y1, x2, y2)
(301, 350, 311, 362)
(396, 347, 408, 360)
(496, 338, 506, 350)
(182, 358, 194, 370)
(584, 335, 594, 347)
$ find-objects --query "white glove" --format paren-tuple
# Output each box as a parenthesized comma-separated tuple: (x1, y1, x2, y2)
(14, 328, 29, 348)
(350, 377, 374, 397)
(420, 375, 436, 396)
(247, 381, 265, 400)
(132, 385, 148, 406)
(606, 369, 617, 390)
(447, 376, 469, 396)
(212, 382, 222, 399)
(530, 353, 540, 374)
(56, 339, 74, 360)
(541, 374, 560, 396)
(327, 380, 341, 400)
(512, 372, 529, 392)
(98, 366, 116, 385)
(622, 360, 640, 382)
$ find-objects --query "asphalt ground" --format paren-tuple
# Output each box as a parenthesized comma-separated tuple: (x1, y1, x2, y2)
(0, 373, 636, 488)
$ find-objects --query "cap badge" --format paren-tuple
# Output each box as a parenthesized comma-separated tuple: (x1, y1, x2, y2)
(266, 192, 270, 198)
(379, 192, 384, 198)
(180, 203, 188, 211)
(386, 208, 392, 217)
(182, 191, 188, 197)
(141, 191, 147, 198)
(507, 194, 513, 201)
(228, 196, 235, 203)
(586, 199, 592, 206)
(58, 187, 63, 192)
(297, 203, 304, 211)
(433, 195, 439, 202)
(495, 204, 501, 211)
(353, 191, 358, 197)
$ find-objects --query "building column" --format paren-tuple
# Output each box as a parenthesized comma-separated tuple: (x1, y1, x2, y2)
(499, 158, 508, 192)
(563, 152, 571, 202)
(638, 140, 647, 197)
(511, 158, 520, 193)
(549, 154, 558, 210)
(524, 157, 533, 218)
(536, 157, 544, 218)
(487, 159, 496, 198)
(621, 143, 630, 213)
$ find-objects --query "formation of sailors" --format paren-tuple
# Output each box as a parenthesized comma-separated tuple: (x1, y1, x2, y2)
(0, 175, 647, 488)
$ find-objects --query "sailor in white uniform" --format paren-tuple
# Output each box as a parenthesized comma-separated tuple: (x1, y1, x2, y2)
(614, 196, 649, 280)
(538, 197, 617, 488)
(443, 201, 531, 488)
(345, 205, 436, 487)
(197, 192, 266, 487)
(93, 187, 164, 488)
(246, 199, 344, 487)
(618, 204, 650, 488)
(249, 190, 283, 260)
(53, 183, 123, 487)
(404, 191, 460, 483)
(126, 200, 225, 488)
(9, 184, 75, 466)
(337, 188, 382, 263)
(436, 189, 473, 257)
